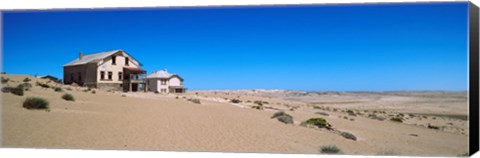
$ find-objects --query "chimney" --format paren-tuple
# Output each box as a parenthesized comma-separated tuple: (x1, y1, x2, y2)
(79, 52, 83, 60)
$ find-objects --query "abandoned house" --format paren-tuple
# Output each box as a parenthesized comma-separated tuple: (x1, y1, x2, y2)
(63, 50, 147, 92)
(146, 69, 186, 93)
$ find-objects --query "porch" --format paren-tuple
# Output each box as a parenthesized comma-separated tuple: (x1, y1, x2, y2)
(123, 67, 147, 92)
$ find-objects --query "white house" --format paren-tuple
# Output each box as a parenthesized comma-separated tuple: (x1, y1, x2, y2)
(146, 69, 185, 93)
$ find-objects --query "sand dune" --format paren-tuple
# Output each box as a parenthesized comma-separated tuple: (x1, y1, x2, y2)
(1, 74, 469, 156)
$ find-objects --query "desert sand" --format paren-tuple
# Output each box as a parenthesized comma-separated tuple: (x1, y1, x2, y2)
(1, 74, 469, 156)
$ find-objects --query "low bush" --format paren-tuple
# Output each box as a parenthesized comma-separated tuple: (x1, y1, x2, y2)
(368, 114, 385, 121)
(65, 87, 73, 91)
(1, 77, 9, 84)
(36, 82, 50, 88)
(54, 87, 63, 92)
(276, 115, 294, 124)
(91, 90, 96, 94)
(320, 145, 342, 154)
(22, 82, 32, 89)
(122, 94, 126, 97)
(271, 111, 293, 124)
(2, 86, 13, 93)
(302, 117, 332, 128)
(390, 117, 403, 123)
(340, 131, 357, 141)
(251, 105, 264, 110)
(316, 111, 329, 116)
(11, 85, 24, 96)
(346, 110, 357, 116)
(188, 98, 201, 104)
(23, 78, 31, 82)
(175, 96, 179, 99)
(23, 97, 49, 110)
(230, 99, 242, 103)
(271, 111, 288, 119)
(254, 100, 263, 106)
(62, 93, 75, 101)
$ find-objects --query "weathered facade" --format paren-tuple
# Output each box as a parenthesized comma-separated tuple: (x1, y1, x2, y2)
(63, 50, 147, 92)
(146, 70, 186, 93)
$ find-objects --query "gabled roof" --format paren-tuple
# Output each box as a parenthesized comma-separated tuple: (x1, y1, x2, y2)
(63, 49, 142, 67)
(147, 70, 183, 81)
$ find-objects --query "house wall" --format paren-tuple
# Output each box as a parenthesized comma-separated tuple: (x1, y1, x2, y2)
(145, 77, 183, 93)
(146, 78, 158, 92)
(158, 79, 169, 93)
(84, 63, 98, 87)
(97, 51, 140, 83)
(63, 65, 87, 86)
(169, 77, 182, 86)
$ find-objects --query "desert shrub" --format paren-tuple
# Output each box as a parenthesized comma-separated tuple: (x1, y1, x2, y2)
(276, 115, 294, 124)
(340, 131, 357, 141)
(390, 117, 403, 123)
(1, 77, 9, 84)
(23, 78, 31, 82)
(302, 118, 332, 128)
(320, 145, 342, 154)
(251, 105, 264, 110)
(23, 97, 49, 110)
(22, 82, 32, 89)
(271, 111, 288, 119)
(188, 98, 201, 104)
(11, 85, 24, 96)
(427, 124, 440, 130)
(271, 111, 293, 124)
(155, 91, 159, 94)
(316, 112, 329, 116)
(397, 113, 404, 117)
(91, 90, 96, 94)
(253, 100, 263, 106)
(230, 99, 242, 103)
(2, 86, 13, 93)
(368, 114, 385, 121)
(175, 96, 179, 99)
(66, 87, 73, 91)
(346, 110, 356, 116)
(343, 116, 348, 120)
(36, 82, 50, 88)
(122, 94, 126, 97)
(54, 87, 63, 92)
(62, 93, 75, 101)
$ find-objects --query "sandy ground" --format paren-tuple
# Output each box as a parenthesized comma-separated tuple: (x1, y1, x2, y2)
(1, 74, 470, 156)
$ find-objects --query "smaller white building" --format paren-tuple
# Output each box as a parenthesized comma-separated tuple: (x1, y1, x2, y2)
(146, 69, 185, 93)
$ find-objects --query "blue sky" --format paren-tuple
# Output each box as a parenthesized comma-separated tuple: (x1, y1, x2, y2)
(2, 2, 469, 91)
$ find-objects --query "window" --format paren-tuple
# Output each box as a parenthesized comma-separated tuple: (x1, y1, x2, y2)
(108, 71, 112, 80)
(161, 80, 166, 85)
(78, 72, 81, 81)
(125, 57, 129, 65)
(100, 71, 105, 80)
(118, 72, 123, 81)
(112, 56, 116, 65)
